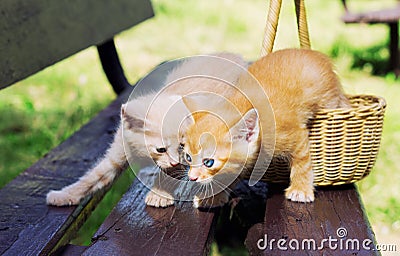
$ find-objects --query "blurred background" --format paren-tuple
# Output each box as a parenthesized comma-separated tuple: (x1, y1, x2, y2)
(0, 0, 399, 254)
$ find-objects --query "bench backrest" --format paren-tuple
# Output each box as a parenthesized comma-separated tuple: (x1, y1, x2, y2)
(0, 0, 153, 90)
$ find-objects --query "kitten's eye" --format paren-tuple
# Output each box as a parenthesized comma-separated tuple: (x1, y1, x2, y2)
(203, 158, 214, 168)
(156, 147, 167, 153)
(185, 153, 192, 163)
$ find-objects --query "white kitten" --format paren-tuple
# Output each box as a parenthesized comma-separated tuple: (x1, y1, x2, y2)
(46, 52, 248, 207)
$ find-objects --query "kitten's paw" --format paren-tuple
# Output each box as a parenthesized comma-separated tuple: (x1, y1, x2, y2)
(193, 192, 229, 209)
(285, 186, 314, 203)
(145, 190, 174, 208)
(46, 190, 81, 206)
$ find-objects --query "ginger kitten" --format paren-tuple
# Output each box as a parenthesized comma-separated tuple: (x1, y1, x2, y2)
(182, 49, 351, 208)
(46, 53, 248, 207)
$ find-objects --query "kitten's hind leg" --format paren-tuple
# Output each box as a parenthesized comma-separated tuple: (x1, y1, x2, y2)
(285, 128, 315, 203)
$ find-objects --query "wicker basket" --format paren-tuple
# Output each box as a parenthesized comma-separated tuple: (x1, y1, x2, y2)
(246, 0, 387, 186)
(258, 95, 386, 186)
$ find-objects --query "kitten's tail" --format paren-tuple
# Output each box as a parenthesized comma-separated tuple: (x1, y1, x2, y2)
(46, 124, 128, 206)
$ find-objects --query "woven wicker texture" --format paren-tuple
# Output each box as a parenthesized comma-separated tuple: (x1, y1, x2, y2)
(247, 95, 386, 186)
(261, 0, 310, 56)
(251, 0, 386, 186)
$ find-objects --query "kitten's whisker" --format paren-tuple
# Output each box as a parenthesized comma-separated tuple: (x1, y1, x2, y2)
(210, 184, 215, 206)
(211, 178, 233, 193)
(193, 184, 203, 196)
(201, 184, 207, 196)
(204, 184, 210, 199)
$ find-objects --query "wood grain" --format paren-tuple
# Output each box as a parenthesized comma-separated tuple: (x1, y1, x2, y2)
(83, 168, 219, 256)
(0, 60, 181, 255)
(0, 88, 130, 255)
(245, 184, 379, 256)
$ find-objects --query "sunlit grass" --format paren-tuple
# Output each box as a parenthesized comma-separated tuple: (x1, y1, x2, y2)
(0, 0, 399, 251)
(0, 50, 114, 187)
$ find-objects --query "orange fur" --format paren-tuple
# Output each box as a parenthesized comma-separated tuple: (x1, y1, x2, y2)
(183, 49, 350, 207)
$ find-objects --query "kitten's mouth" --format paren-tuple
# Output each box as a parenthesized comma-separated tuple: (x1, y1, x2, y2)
(189, 177, 198, 181)
(170, 162, 180, 167)
(187, 167, 208, 182)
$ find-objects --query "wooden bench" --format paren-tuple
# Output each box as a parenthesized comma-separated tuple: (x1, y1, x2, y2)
(341, 0, 400, 75)
(0, 1, 380, 255)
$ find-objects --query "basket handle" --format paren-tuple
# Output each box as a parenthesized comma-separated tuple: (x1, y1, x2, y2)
(260, 0, 311, 56)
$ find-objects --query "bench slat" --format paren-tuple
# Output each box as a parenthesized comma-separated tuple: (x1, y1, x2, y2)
(342, 4, 400, 24)
(0, 88, 130, 255)
(82, 168, 219, 256)
(245, 184, 379, 255)
(0, 59, 184, 255)
(0, 0, 153, 89)
(78, 59, 220, 255)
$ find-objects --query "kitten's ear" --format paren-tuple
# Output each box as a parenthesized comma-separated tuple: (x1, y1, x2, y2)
(182, 94, 210, 121)
(121, 103, 145, 131)
(230, 108, 259, 143)
(169, 95, 195, 130)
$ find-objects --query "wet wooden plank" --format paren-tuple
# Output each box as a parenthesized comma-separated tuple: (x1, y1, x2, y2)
(0, 0, 154, 89)
(0, 88, 130, 255)
(83, 167, 219, 256)
(0, 60, 181, 255)
(57, 244, 88, 256)
(245, 184, 379, 256)
(215, 181, 269, 254)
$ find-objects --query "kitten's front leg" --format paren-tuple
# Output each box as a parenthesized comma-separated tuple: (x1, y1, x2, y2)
(145, 172, 175, 208)
(47, 156, 127, 206)
(145, 189, 175, 208)
(285, 129, 315, 203)
(47, 125, 127, 206)
(47, 187, 82, 206)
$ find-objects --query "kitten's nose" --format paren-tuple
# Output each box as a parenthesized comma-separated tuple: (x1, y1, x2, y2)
(188, 168, 200, 181)
(189, 176, 198, 181)
(170, 161, 179, 167)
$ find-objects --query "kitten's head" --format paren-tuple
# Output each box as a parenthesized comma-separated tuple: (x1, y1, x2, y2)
(121, 93, 192, 169)
(181, 97, 260, 185)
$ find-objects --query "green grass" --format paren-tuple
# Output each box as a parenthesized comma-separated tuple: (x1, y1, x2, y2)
(0, 50, 115, 187)
(1, 0, 399, 253)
